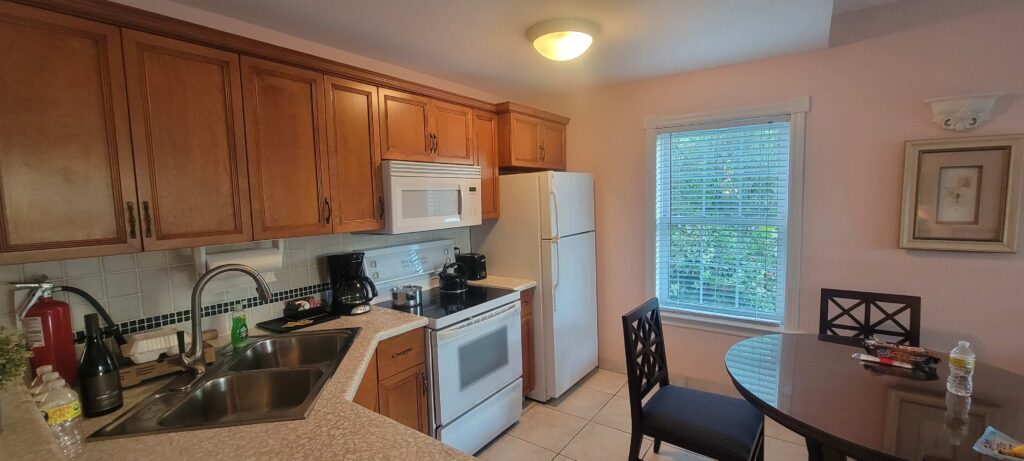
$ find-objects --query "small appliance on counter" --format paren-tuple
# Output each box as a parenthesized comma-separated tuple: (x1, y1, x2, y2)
(438, 262, 468, 293)
(455, 252, 487, 281)
(328, 252, 377, 315)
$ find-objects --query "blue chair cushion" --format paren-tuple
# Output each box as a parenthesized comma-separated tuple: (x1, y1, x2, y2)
(641, 384, 763, 461)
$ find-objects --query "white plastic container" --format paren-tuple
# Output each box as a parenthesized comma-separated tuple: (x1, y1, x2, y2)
(121, 327, 190, 364)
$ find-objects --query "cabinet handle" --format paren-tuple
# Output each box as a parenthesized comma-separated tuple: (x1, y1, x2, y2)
(429, 133, 436, 154)
(391, 347, 412, 358)
(540, 144, 546, 161)
(323, 198, 332, 224)
(421, 371, 427, 395)
(126, 202, 137, 239)
(379, 196, 384, 221)
(142, 201, 152, 238)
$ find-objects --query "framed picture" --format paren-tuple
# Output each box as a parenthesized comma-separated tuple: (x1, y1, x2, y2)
(900, 134, 1023, 252)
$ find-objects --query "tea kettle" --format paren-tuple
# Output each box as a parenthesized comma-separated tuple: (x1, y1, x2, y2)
(438, 262, 467, 293)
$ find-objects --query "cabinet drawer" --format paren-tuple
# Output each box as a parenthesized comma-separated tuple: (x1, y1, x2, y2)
(377, 328, 425, 380)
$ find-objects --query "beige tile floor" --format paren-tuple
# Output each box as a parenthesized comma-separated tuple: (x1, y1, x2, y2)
(476, 368, 809, 461)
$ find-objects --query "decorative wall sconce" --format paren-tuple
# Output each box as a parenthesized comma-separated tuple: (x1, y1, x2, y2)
(925, 93, 1003, 131)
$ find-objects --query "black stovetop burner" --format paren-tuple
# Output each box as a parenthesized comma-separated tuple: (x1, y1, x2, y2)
(377, 285, 515, 320)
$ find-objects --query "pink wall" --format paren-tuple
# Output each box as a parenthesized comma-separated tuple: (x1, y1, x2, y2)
(535, 2, 1024, 384)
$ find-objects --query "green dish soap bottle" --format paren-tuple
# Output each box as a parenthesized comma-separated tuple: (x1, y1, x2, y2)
(230, 303, 249, 350)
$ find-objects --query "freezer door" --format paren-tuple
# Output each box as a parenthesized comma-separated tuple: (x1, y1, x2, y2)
(541, 231, 598, 398)
(540, 172, 595, 239)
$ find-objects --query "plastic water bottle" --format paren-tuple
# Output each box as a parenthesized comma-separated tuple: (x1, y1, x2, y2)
(946, 340, 975, 396)
(39, 378, 84, 458)
(31, 371, 62, 403)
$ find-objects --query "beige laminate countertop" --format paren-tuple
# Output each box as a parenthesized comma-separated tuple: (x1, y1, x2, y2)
(5, 307, 474, 460)
(467, 275, 536, 292)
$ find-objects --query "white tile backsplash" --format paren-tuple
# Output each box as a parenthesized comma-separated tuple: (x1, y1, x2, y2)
(103, 271, 139, 298)
(64, 258, 101, 277)
(101, 254, 137, 273)
(23, 260, 63, 280)
(0, 228, 471, 333)
(139, 268, 171, 294)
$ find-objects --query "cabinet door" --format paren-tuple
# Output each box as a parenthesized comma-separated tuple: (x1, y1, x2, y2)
(474, 111, 500, 219)
(123, 30, 252, 250)
(354, 351, 379, 412)
(324, 77, 383, 233)
(241, 57, 331, 240)
(540, 121, 567, 170)
(432, 100, 475, 165)
(0, 4, 139, 264)
(379, 88, 432, 161)
(378, 362, 430, 434)
(521, 313, 535, 395)
(509, 113, 543, 167)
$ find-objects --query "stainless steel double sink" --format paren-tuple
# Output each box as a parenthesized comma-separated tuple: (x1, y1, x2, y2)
(90, 328, 360, 440)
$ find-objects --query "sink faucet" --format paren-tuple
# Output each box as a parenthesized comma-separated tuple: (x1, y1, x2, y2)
(175, 264, 272, 384)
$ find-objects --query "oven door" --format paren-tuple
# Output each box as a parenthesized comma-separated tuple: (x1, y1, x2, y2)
(432, 301, 522, 426)
(384, 176, 481, 234)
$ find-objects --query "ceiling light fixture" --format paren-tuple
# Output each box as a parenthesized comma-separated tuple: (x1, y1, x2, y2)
(526, 18, 600, 61)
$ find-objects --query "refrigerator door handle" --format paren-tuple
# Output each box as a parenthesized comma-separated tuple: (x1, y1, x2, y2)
(549, 189, 560, 238)
(551, 240, 559, 311)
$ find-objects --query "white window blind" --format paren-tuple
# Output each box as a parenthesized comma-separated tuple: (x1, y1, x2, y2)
(655, 117, 791, 324)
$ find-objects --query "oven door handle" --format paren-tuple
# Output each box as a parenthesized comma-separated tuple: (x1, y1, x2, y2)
(436, 302, 520, 341)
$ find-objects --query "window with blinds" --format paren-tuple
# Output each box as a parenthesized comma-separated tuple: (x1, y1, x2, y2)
(655, 117, 791, 324)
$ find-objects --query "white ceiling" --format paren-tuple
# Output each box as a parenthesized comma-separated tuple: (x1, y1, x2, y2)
(170, 0, 842, 100)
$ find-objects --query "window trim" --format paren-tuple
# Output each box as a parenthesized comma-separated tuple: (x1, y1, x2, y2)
(644, 97, 809, 333)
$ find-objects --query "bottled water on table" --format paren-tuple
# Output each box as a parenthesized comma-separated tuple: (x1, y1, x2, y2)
(39, 378, 84, 459)
(946, 340, 975, 396)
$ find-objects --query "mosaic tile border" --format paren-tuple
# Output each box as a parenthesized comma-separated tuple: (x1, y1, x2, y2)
(74, 282, 331, 342)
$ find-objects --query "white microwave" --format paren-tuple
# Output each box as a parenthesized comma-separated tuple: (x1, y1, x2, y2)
(380, 161, 482, 234)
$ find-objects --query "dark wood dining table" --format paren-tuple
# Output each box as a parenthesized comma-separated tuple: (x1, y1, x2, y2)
(725, 333, 1024, 461)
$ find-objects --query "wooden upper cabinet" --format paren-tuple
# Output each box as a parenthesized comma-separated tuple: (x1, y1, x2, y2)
(539, 121, 567, 170)
(505, 113, 542, 167)
(432, 100, 475, 165)
(325, 76, 384, 233)
(0, 4, 140, 264)
(474, 111, 500, 219)
(379, 88, 432, 161)
(123, 30, 252, 250)
(380, 88, 476, 165)
(497, 103, 569, 171)
(241, 57, 331, 240)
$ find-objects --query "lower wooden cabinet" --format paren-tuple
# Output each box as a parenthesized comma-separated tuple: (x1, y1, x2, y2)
(520, 289, 535, 395)
(378, 362, 430, 433)
(353, 328, 430, 434)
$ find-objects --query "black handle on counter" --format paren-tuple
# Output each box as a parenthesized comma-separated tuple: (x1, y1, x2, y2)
(176, 331, 186, 355)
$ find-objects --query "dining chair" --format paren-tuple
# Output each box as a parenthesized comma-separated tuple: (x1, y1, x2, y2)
(621, 298, 764, 461)
(819, 288, 921, 346)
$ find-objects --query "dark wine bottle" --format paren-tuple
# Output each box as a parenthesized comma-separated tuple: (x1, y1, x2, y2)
(78, 313, 122, 417)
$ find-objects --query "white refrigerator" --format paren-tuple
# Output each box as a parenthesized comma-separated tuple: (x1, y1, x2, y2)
(471, 171, 598, 402)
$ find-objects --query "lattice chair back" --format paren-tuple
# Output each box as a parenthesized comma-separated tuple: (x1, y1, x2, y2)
(622, 298, 670, 423)
(819, 288, 921, 346)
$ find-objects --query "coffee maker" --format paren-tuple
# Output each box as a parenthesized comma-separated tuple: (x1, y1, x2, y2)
(327, 252, 377, 315)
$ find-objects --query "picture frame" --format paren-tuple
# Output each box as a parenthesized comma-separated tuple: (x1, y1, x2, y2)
(900, 134, 1023, 252)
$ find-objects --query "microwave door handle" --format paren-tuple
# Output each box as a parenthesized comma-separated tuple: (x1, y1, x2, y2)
(436, 302, 520, 341)
(458, 185, 465, 216)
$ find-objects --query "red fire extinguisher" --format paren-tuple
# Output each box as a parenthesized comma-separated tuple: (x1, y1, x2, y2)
(15, 282, 77, 385)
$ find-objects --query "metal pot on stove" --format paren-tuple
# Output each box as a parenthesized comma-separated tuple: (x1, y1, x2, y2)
(438, 262, 468, 293)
